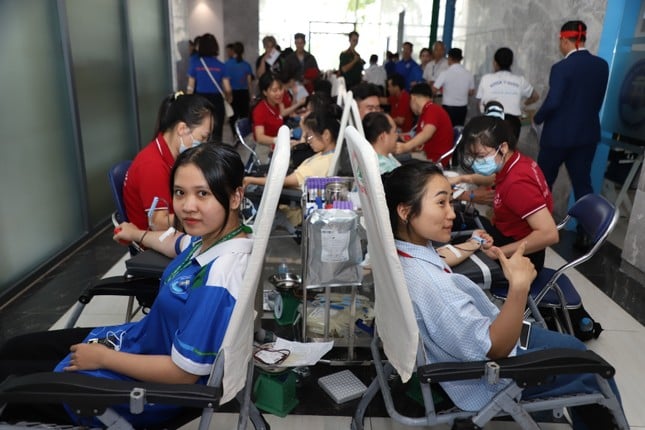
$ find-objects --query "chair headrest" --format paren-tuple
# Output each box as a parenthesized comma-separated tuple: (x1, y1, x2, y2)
(235, 118, 252, 137)
(568, 194, 616, 243)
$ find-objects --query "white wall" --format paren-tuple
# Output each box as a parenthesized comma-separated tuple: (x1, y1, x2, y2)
(169, 0, 258, 90)
(454, 0, 607, 104)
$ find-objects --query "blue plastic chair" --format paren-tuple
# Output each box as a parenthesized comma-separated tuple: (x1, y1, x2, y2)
(108, 160, 141, 256)
(491, 193, 619, 335)
(108, 160, 132, 224)
(234, 118, 262, 175)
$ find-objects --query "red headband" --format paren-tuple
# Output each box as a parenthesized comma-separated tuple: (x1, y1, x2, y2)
(560, 24, 586, 49)
(560, 30, 586, 39)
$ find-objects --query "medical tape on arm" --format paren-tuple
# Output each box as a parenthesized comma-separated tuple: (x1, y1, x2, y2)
(443, 244, 462, 258)
(469, 253, 491, 289)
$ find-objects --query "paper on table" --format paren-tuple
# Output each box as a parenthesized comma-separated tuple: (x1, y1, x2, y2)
(274, 337, 334, 367)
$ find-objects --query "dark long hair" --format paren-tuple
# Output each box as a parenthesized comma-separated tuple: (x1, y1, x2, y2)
(170, 145, 244, 236)
(457, 115, 515, 171)
(198, 33, 219, 57)
(303, 104, 342, 142)
(153, 92, 215, 139)
(382, 161, 445, 239)
(233, 41, 245, 62)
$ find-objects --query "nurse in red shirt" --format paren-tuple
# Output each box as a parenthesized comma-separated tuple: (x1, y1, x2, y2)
(252, 72, 285, 149)
(396, 83, 453, 167)
(459, 115, 559, 271)
(123, 93, 214, 231)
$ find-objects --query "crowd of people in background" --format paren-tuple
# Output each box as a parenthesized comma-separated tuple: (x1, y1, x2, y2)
(179, 24, 605, 214)
(0, 20, 620, 428)
(178, 30, 545, 174)
(180, 22, 608, 274)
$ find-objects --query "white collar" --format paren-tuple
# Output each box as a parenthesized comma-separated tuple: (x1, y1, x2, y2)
(195, 237, 253, 266)
(565, 47, 587, 58)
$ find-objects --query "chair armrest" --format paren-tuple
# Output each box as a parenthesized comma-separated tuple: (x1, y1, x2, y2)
(0, 372, 221, 416)
(418, 348, 615, 387)
(245, 185, 302, 207)
(125, 250, 172, 278)
(279, 188, 303, 204)
(78, 276, 160, 305)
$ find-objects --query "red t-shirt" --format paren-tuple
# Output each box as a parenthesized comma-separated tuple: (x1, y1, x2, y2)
(282, 91, 293, 109)
(389, 90, 413, 133)
(252, 100, 283, 141)
(123, 133, 175, 230)
(416, 101, 453, 166)
(492, 152, 554, 240)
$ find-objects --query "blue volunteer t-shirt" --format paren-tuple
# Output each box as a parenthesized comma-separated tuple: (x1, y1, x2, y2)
(188, 56, 229, 94)
(225, 58, 253, 91)
(54, 236, 252, 427)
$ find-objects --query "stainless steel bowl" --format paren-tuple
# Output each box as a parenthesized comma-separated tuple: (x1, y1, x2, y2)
(268, 272, 302, 292)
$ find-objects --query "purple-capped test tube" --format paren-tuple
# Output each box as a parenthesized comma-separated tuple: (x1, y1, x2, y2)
(332, 200, 353, 210)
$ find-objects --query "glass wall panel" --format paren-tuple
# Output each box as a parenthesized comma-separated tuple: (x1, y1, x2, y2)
(127, 0, 173, 147)
(0, 1, 84, 291)
(65, 0, 138, 226)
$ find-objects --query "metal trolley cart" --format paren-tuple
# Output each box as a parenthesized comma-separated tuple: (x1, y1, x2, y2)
(300, 177, 374, 361)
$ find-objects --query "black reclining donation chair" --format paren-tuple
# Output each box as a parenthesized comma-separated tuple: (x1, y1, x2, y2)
(343, 125, 628, 430)
(63, 160, 171, 327)
(0, 126, 293, 430)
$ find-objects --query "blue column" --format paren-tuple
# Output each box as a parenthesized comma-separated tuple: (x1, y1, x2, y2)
(589, 0, 639, 196)
(442, 0, 457, 50)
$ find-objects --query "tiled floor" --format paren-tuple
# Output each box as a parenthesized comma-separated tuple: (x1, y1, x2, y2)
(32, 221, 644, 429)
(2, 184, 643, 428)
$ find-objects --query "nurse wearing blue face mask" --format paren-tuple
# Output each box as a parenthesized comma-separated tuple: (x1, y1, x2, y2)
(123, 92, 215, 231)
(459, 115, 558, 271)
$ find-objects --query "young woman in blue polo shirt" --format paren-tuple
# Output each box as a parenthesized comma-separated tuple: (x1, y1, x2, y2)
(0, 145, 252, 427)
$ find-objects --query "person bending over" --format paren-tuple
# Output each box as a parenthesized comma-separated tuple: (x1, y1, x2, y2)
(396, 83, 453, 167)
(0, 145, 251, 428)
(457, 115, 558, 271)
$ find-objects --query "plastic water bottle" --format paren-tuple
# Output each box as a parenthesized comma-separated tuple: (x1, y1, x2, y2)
(579, 317, 594, 334)
(277, 261, 289, 275)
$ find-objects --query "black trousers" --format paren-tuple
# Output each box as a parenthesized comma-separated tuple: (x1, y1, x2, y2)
(0, 327, 92, 423)
(505, 114, 522, 140)
(228, 89, 251, 137)
(442, 104, 467, 126)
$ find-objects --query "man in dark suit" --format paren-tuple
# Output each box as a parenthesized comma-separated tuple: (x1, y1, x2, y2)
(534, 20, 609, 203)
